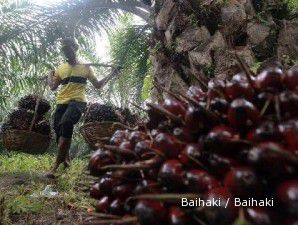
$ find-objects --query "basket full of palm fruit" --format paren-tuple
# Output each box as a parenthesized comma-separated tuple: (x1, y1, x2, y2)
(85, 66, 298, 225)
(1, 95, 52, 154)
(80, 103, 138, 150)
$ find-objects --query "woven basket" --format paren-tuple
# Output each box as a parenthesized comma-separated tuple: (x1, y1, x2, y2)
(80, 121, 127, 149)
(3, 129, 51, 154)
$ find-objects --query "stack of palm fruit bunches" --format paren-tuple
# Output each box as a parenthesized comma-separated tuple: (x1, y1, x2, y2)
(85, 103, 138, 126)
(1, 95, 51, 135)
(87, 67, 298, 225)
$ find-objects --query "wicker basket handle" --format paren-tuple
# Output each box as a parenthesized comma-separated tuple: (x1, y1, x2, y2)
(29, 82, 47, 132)
(82, 103, 92, 124)
(111, 122, 134, 131)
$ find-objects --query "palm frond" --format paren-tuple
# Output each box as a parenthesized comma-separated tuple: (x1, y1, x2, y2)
(102, 14, 151, 108)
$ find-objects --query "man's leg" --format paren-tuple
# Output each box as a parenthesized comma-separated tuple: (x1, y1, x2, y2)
(64, 148, 71, 169)
(52, 102, 85, 172)
(47, 105, 68, 177)
(48, 102, 85, 177)
(51, 136, 71, 173)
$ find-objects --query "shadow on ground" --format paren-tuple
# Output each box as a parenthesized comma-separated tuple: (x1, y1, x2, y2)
(0, 172, 54, 190)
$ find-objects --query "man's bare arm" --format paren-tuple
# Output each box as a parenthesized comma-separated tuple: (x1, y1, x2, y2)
(47, 70, 61, 91)
(89, 67, 120, 90)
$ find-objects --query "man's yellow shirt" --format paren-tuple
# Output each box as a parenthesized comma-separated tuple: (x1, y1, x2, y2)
(54, 63, 96, 105)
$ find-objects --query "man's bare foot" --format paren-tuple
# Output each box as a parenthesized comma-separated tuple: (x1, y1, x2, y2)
(45, 172, 57, 179)
(63, 160, 70, 170)
(45, 162, 60, 179)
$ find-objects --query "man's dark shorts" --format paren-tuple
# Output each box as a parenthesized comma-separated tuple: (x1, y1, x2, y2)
(53, 101, 86, 142)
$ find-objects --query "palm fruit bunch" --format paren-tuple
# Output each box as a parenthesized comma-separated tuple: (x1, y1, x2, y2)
(18, 95, 51, 115)
(6, 108, 36, 131)
(0, 122, 12, 133)
(87, 67, 298, 225)
(1, 96, 51, 136)
(85, 103, 138, 125)
(85, 103, 120, 123)
(33, 119, 51, 135)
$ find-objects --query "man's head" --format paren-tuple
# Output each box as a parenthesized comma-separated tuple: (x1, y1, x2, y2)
(61, 38, 79, 64)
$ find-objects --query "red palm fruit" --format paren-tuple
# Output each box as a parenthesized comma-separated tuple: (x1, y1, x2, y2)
(134, 140, 152, 158)
(173, 127, 194, 142)
(162, 98, 187, 118)
(168, 207, 194, 225)
(109, 198, 125, 215)
(151, 129, 161, 138)
(158, 160, 185, 191)
(225, 80, 254, 101)
(255, 67, 283, 91)
(112, 184, 135, 200)
(210, 98, 229, 114)
(134, 180, 161, 195)
(118, 140, 136, 161)
(246, 122, 281, 143)
(129, 131, 148, 145)
(256, 92, 275, 114)
(110, 136, 126, 146)
(112, 130, 129, 139)
(154, 133, 184, 158)
(89, 149, 115, 175)
(135, 200, 168, 225)
(95, 196, 111, 213)
(185, 170, 221, 193)
(279, 91, 298, 119)
(114, 169, 142, 181)
(224, 167, 262, 198)
(283, 218, 298, 225)
(203, 125, 238, 153)
(98, 176, 121, 196)
(119, 141, 134, 150)
(247, 142, 296, 179)
(90, 182, 104, 200)
(157, 120, 173, 133)
(180, 144, 206, 168)
(204, 187, 238, 225)
(228, 98, 260, 129)
(187, 86, 206, 102)
(244, 207, 280, 225)
(184, 106, 215, 133)
(207, 78, 226, 99)
(207, 154, 238, 176)
(279, 120, 298, 153)
(110, 130, 129, 146)
(145, 168, 159, 180)
(276, 180, 298, 216)
(284, 69, 298, 92)
(232, 72, 251, 83)
(147, 108, 167, 130)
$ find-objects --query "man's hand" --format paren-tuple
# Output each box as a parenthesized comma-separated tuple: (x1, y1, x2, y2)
(110, 66, 122, 79)
(39, 75, 48, 82)
(47, 70, 55, 77)
(102, 66, 122, 84)
(89, 65, 122, 90)
(47, 70, 60, 91)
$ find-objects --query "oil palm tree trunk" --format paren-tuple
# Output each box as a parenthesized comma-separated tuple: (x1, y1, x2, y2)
(151, 0, 297, 99)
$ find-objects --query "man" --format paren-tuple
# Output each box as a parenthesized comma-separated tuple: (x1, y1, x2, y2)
(47, 38, 118, 176)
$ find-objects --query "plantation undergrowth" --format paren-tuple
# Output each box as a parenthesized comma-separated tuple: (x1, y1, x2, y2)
(0, 153, 93, 225)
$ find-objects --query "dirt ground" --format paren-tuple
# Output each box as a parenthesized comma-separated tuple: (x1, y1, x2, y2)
(0, 172, 89, 225)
